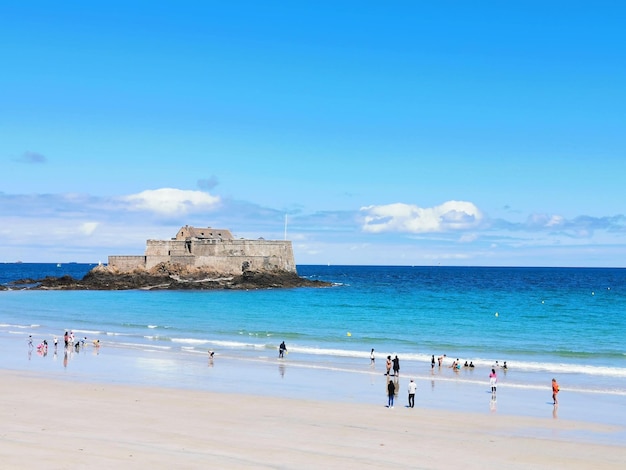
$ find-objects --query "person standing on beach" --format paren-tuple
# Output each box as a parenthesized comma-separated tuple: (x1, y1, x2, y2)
(370, 348, 375, 365)
(489, 368, 497, 395)
(392, 355, 400, 376)
(387, 378, 396, 408)
(552, 378, 560, 405)
(408, 379, 417, 408)
(279, 341, 287, 358)
(431, 354, 435, 370)
(386, 356, 392, 375)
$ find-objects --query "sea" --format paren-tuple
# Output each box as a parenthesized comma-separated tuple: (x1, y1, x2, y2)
(1, 263, 625, 420)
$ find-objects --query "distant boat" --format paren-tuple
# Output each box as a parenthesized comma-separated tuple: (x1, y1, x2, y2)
(57, 263, 62, 267)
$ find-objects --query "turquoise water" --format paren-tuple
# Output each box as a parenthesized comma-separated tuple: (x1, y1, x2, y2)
(1, 264, 625, 396)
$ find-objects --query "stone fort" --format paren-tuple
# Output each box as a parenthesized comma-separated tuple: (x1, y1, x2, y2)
(108, 225, 297, 275)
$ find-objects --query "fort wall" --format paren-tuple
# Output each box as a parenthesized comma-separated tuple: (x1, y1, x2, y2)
(107, 255, 146, 272)
(108, 235, 296, 275)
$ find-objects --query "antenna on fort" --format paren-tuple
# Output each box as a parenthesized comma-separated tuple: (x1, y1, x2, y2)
(284, 213, 288, 240)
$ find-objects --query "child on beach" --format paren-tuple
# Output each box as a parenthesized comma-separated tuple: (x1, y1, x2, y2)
(489, 369, 497, 395)
(552, 378, 560, 405)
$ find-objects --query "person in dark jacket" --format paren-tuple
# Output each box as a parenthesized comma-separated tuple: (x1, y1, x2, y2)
(392, 355, 400, 376)
(387, 378, 396, 408)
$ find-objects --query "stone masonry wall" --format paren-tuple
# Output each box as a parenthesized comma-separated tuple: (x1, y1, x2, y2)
(107, 255, 146, 271)
(109, 239, 296, 275)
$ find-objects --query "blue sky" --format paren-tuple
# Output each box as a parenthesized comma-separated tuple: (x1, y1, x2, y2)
(1, 1, 625, 266)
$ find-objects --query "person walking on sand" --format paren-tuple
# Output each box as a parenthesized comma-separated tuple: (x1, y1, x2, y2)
(431, 354, 435, 370)
(408, 379, 417, 408)
(278, 341, 287, 358)
(392, 355, 400, 376)
(387, 378, 396, 408)
(370, 348, 375, 365)
(552, 378, 560, 405)
(489, 368, 497, 395)
(386, 356, 392, 375)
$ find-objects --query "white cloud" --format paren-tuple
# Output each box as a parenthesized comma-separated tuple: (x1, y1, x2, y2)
(79, 222, 99, 235)
(360, 201, 483, 234)
(459, 233, 479, 243)
(122, 188, 220, 215)
(546, 215, 564, 227)
(527, 213, 565, 228)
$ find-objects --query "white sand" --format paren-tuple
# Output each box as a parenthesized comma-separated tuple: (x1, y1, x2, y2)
(1, 370, 624, 469)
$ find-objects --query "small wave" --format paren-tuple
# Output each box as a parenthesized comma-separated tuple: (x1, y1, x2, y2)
(71, 329, 102, 335)
(456, 357, 626, 379)
(240, 331, 274, 338)
(209, 340, 267, 349)
(121, 321, 175, 330)
(110, 341, 173, 351)
(171, 338, 211, 345)
(144, 335, 172, 341)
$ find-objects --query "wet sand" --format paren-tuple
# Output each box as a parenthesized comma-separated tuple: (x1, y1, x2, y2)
(2, 370, 624, 469)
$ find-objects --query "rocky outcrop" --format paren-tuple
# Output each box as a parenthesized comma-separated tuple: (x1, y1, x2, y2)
(5, 263, 331, 290)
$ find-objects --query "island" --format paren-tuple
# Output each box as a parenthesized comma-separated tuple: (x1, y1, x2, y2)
(4, 226, 331, 290)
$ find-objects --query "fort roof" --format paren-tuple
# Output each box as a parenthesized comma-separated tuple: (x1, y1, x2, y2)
(175, 225, 233, 240)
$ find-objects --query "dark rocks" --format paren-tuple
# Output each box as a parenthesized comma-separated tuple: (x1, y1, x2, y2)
(5, 264, 331, 291)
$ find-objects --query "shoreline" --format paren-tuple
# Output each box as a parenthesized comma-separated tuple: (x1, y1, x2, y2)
(2, 370, 624, 469)
(3, 337, 626, 442)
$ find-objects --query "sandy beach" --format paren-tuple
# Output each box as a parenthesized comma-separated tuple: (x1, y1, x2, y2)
(2, 370, 624, 469)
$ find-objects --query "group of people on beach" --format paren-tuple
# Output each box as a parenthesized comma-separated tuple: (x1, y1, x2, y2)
(369, 349, 402, 377)
(28, 330, 100, 356)
(276, 343, 559, 409)
(385, 375, 418, 409)
(380, 351, 558, 409)
(384, 354, 401, 376)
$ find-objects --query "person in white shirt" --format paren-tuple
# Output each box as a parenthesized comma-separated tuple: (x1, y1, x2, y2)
(408, 379, 417, 408)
